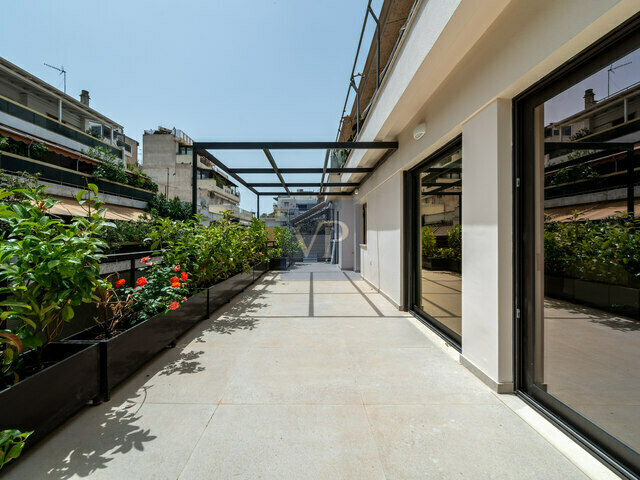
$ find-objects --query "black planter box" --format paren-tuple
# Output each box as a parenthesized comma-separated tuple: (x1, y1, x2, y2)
(269, 256, 291, 270)
(0, 343, 100, 445)
(209, 270, 254, 313)
(422, 257, 449, 271)
(545, 275, 640, 319)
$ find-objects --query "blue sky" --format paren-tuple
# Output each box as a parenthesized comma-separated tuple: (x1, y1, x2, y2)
(1, 0, 381, 213)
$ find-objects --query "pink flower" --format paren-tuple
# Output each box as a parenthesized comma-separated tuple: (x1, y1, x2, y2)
(173, 265, 180, 272)
(169, 301, 179, 310)
(183, 297, 188, 303)
(140, 256, 151, 264)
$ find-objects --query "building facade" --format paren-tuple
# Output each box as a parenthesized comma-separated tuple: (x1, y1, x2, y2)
(142, 127, 254, 223)
(327, 1, 640, 476)
(0, 56, 148, 219)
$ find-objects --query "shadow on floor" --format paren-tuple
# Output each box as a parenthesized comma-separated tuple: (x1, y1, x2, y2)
(545, 297, 640, 332)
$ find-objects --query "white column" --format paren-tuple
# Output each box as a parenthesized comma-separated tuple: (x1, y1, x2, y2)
(337, 198, 355, 270)
(460, 98, 513, 392)
(57, 99, 62, 122)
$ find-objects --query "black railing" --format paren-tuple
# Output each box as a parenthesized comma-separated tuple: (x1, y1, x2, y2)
(335, 0, 420, 143)
(0, 95, 122, 157)
(0, 152, 155, 203)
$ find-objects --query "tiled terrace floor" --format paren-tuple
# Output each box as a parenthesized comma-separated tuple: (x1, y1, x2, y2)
(6, 264, 603, 479)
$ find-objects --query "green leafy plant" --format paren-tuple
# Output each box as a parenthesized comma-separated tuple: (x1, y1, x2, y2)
(421, 225, 436, 256)
(0, 184, 112, 372)
(0, 429, 32, 470)
(0, 136, 8, 151)
(146, 193, 192, 221)
(100, 217, 155, 252)
(88, 146, 128, 184)
(118, 257, 191, 324)
(544, 213, 640, 286)
(272, 226, 302, 257)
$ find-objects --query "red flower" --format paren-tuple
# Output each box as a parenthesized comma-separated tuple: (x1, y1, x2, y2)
(140, 256, 151, 264)
(259, 252, 263, 256)
(183, 297, 188, 303)
(171, 282, 180, 288)
(170, 276, 179, 283)
(173, 265, 180, 272)
(169, 301, 179, 310)
(136, 277, 147, 287)
(115, 279, 126, 288)
(181, 272, 188, 281)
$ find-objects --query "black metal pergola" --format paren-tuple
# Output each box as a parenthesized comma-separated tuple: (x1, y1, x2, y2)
(191, 141, 398, 216)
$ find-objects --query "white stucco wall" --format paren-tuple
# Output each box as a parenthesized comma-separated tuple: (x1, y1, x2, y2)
(461, 99, 513, 389)
(360, 172, 403, 307)
(352, 0, 638, 388)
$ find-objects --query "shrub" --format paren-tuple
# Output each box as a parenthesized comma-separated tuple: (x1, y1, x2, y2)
(272, 226, 302, 257)
(421, 226, 436, 256)
(116, 258, 191, 325)
(88, 146, 128, 184)
(100, 216, 155, 251)
(146, 193, 192, 221)
(0, 184, 111, 374)
(544, 214, 640, 286)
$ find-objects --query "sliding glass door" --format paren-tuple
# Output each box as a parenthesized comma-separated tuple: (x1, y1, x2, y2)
(516, 15, 640, 475)
(410, 140, 462, 346)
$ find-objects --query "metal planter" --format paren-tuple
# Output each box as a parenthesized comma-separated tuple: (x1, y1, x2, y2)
(0, 343, 100, 446)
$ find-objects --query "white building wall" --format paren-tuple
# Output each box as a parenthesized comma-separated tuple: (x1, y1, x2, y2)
(351, 0, 638, 389)
(360, 172, 403, 308)
(460, 98, 513, 391)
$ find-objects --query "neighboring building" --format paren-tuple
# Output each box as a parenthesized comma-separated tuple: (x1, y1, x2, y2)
(142, 127, 254, 223)
(320, 1, 640, 476)
(0, 56, 149, 219)
(273, 191, 318, 225)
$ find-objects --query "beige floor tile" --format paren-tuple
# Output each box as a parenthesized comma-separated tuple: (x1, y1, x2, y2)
(366, 404, 587, 480)
(178, 405, 386, 480)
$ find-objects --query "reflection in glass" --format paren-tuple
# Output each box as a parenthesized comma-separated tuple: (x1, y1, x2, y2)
(534, 46, 640, 453)
(419, 147, 462, 338)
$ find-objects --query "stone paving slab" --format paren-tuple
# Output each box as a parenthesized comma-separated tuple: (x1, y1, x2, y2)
(4, 263, 600, 479)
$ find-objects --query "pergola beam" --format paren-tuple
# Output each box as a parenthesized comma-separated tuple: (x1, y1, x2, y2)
(194, 141, 397, 150)
(250, 182, 360, 187)
(229, 167, 374, 174)
(262, 148, 290, 195)
(258, 191, 353, 196)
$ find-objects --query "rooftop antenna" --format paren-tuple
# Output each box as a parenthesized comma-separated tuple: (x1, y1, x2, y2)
(607, 61, 631, 97)
(44, 63, 67, 94)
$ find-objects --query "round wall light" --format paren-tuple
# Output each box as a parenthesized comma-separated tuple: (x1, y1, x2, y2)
(413, 122, 426, 140)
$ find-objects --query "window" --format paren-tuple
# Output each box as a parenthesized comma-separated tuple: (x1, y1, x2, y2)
(561, 125, 571, 136)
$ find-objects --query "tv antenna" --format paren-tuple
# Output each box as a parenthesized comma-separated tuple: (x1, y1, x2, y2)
(44, 63, 67, 93)
(607, 61, 631, 97)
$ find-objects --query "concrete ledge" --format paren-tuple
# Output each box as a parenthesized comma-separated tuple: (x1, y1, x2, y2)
(460, 355, 513, 394)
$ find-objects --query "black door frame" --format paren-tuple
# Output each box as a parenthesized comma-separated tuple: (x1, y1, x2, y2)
(513, 13, 640, 478)
(406, 136, 463, 349)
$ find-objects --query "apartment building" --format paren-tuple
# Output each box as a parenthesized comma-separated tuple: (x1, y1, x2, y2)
(0, 56, 149, 220)
(325, 1, 640, 476)
(142, 127, 254, 223)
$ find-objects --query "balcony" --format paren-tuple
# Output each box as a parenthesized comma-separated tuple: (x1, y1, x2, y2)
(0, 93, 122, 157)
(0, 151, 155, 204)
(5, 263, 592, 479)
(208, 203, 253, 222)
(198, 179, 240, 202)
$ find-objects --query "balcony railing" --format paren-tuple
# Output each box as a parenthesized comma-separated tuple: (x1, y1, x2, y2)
(335, 0, 420, 143)
(0, 94, 123, 157)
(0, 151, 155, 203)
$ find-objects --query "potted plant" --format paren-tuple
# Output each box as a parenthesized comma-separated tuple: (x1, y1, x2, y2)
(269, 226, 301, 270)
(0, 185, 108, 444)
